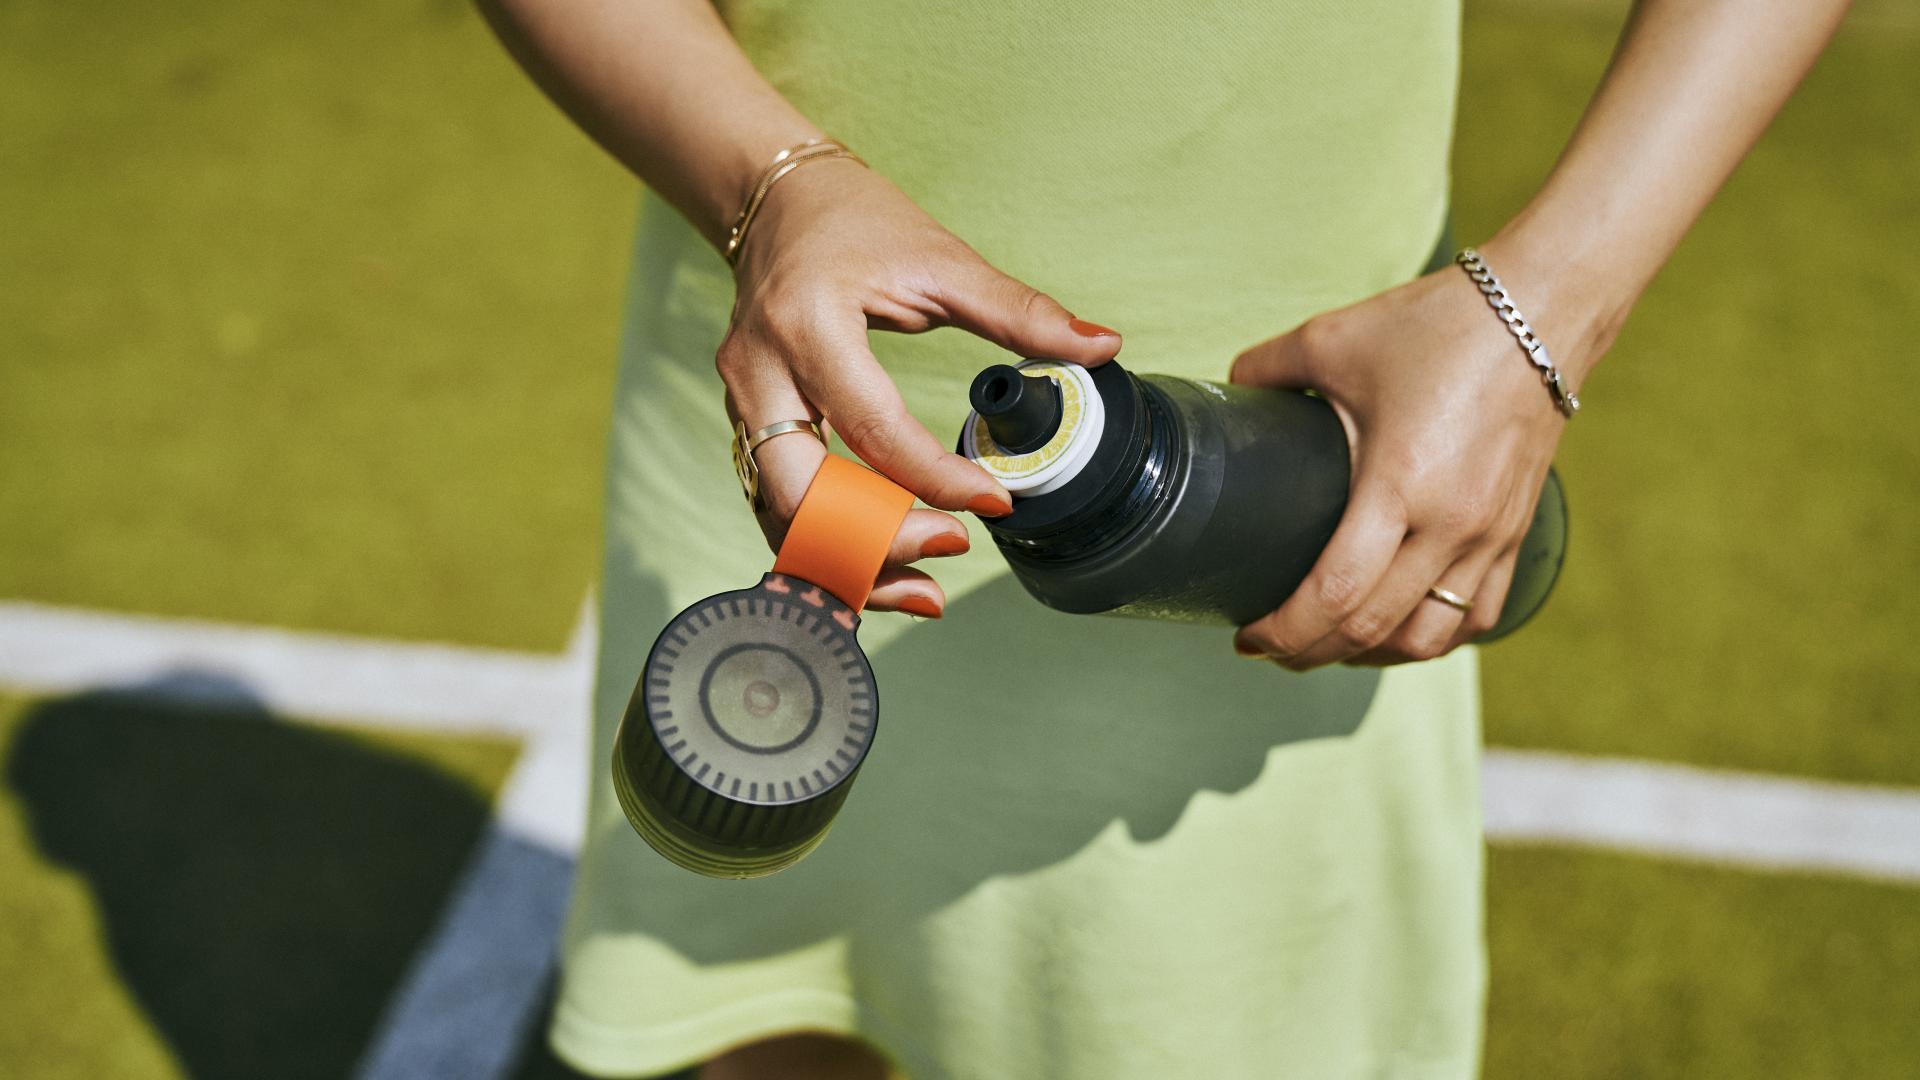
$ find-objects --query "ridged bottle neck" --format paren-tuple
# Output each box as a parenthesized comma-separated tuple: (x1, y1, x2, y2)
(988, 377, 1184, 566)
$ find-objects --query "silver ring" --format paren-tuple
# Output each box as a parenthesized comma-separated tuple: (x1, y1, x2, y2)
(1426, 585, 1474, 613)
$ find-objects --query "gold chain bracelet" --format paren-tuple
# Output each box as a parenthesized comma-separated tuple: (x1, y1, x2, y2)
(723, 138, 865, 265)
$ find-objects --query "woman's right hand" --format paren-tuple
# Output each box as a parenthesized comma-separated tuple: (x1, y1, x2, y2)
(720, 157, 1122, 617)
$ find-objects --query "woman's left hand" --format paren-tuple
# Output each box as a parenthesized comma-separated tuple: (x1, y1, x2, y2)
(1228, 240, 1601, 669)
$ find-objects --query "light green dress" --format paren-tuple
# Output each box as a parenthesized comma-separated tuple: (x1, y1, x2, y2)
(554, 2, 1483, 1076)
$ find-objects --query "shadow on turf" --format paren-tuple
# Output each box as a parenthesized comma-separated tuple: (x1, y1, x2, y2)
(7, 674, 499, 1080)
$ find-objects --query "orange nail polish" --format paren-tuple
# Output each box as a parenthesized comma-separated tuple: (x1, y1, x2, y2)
(897, 595, 943, 619)
(1068, 318, 1119, 338)
(920, 532, 971, 557)
(967, 494, 1014, 517)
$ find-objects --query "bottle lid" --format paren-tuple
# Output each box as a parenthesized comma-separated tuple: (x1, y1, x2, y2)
(613, 456, 913, 878)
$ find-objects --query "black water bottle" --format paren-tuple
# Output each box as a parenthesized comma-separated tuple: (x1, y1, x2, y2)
(957, 358, 1567, 639)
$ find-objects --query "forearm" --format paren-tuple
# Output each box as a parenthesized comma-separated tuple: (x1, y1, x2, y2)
(476, 0, 821, 245)
(1490, 0, 1852, 378)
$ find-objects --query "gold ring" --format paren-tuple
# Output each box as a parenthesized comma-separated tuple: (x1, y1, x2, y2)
(1426, 585, 1474, 613)
(731, 419, 825, 509)
(745, 419, 821, 452)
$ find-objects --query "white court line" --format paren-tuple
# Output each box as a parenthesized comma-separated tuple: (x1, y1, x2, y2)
(0, 600, 582, 737)
(0, 597, 595, 853)
(1483, 748, 1920, 884)
(4, 599, 1919, 882)
(7, 599, 1917, 1079)
(0, 597, 597, 853)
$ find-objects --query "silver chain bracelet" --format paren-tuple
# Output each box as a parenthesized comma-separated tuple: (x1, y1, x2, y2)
(1454, 247, 1581, 418)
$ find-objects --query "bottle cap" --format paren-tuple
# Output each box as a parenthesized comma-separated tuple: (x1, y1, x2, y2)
(613, 455, 913, 878)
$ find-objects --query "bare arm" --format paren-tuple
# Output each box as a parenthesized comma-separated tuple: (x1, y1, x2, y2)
(1233, 0, 1852, 666)
(1496, 0, 1853, 380)
(477, 0, 815, 245)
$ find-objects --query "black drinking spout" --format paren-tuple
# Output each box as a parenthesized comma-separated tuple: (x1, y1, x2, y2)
(970, 364, 1063, 455)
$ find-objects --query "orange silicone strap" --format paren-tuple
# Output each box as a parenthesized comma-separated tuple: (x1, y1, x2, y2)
(771, 455, 915, 611)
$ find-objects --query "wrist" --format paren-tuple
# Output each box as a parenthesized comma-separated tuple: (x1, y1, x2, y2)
(693, 121, 829, 247)
(723, 142, 868, 268)
(1475, 222, 1631, 387)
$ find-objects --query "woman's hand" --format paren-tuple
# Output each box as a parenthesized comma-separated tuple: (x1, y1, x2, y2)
(721, 159, 1121, 617)
(475, 0, 1123, 618)
(1228, 241, 1601, 669)
(1218, 0, 1851, 669)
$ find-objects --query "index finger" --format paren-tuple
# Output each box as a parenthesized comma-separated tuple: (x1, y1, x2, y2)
(790, 312, 1011, 515)
(1233, 484, 1406, 664)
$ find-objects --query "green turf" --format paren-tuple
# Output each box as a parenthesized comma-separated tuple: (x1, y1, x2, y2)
(0, 0, 632, 651)
(0, 691, 520, 1080)
(4, 2, 1912, 774)
(2, 1, 1916, 1078)
(1487, 845, 1920, 1079)
(1456, 4, 1920, 788)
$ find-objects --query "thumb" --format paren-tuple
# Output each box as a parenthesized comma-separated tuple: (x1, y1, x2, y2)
(1229, 317, 1328, 389)
(936, 262, 1122, 366)
(1231, 316, 1357, 456)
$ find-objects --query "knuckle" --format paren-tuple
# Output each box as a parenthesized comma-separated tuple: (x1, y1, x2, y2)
(1017, 285, 1055, 322)
(1314, 568, 1365, 613)
(1336, 607, 1395, 651)
(755, 284, 829, 344)
(1431, 486, 1500, 541)
(830, 407, 900, 455)
(1403, 628, 1454, 662)
(1296, 313, 1345, 356)
(713, 337, 747, 377)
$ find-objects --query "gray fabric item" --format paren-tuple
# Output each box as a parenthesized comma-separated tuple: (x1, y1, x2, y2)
(356, 827, 575, 1080)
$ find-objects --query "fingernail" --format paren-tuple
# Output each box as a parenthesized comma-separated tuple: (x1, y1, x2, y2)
(897, 595, 943, 619)
(1234, 640, 1266, 659)
(920, 532, 971, 557)
(967, 494, 1014, 517)
(1068, 318, 1120, 339)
